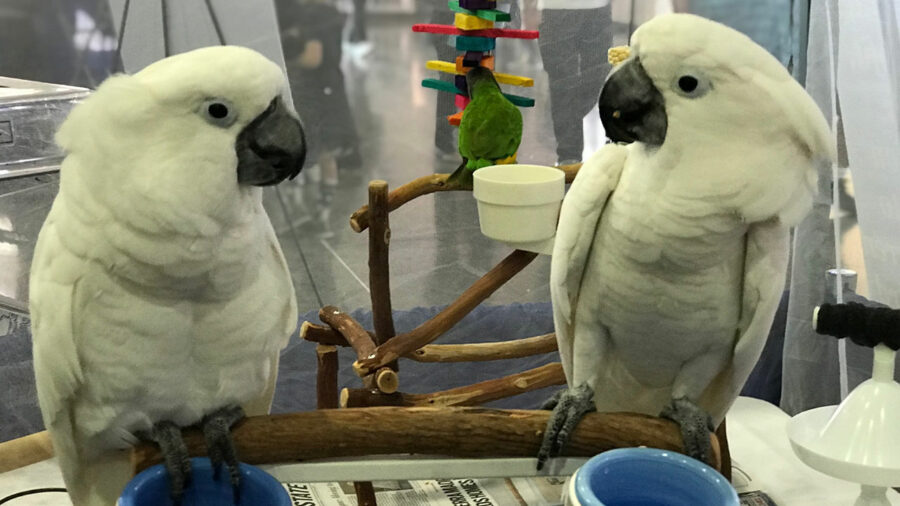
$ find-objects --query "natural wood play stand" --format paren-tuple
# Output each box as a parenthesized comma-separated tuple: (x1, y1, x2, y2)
(129, 165, 727, 506)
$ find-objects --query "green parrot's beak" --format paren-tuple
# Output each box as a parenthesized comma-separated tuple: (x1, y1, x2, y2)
(235, 97, 306, 186)
(599, 58, 667, 146)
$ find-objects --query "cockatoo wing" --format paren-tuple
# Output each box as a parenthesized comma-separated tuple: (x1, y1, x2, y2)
(701, 219, 789, 423)
(29, 211, 120, 505)
(241, 214, 298, 417)
(550, 144, 628, 384)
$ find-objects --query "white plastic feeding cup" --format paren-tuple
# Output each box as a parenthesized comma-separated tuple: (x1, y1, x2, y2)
(472, 164, 565, 255)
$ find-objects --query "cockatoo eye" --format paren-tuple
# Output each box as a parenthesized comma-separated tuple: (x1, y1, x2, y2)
(678, 76, 698, 92)
(200, 99, 237, 127)
(672, 73, 710, 98)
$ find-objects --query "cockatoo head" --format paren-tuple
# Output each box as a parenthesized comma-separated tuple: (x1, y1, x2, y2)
(598, 14, 835, 224)
(56, 46, 305, 224)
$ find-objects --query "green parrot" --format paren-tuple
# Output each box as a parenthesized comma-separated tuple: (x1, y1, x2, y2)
(449, 66, 523, 186)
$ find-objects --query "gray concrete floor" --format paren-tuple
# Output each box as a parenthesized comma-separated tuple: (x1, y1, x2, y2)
(268, 16, 625, 316)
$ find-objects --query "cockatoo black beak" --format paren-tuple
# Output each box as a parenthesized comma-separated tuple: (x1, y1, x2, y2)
(235, 97, 306, 186)
(599, 58, 667, 146)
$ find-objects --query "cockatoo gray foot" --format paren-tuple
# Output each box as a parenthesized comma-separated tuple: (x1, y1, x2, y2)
(142, 420, 191, 503)
(201, 405, 245, 502)
(536, 383, 596, 470)
(659, 396, 716, 464)
(539, 388, 565, 410)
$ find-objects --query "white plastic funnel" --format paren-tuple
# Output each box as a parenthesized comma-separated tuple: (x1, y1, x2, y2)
(472, 164, 565, 255)
(789, 340, 900, 505)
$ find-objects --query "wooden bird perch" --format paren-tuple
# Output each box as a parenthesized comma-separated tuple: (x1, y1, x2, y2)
(349, 163, 581, 233)
(131, 407, 721, 474)
(353, 249, 539, 376)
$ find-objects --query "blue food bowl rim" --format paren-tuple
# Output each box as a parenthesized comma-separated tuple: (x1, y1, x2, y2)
(573, 447, 739, 506)
(120, 457, 290, 506)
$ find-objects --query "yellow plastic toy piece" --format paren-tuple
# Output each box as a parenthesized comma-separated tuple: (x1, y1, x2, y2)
(455, 12, 494, 30)
(608, 46, 631, 65)
(426, 60, 534, 87)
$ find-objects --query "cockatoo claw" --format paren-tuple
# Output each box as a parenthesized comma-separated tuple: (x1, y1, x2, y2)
(201, 405, 246, 503)
(536, 383, 596, 470)
(660, 396, 716, 465)
(142, 420, 191, 503)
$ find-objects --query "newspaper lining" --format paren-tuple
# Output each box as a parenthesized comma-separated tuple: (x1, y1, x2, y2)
(282, 476, 569, 506)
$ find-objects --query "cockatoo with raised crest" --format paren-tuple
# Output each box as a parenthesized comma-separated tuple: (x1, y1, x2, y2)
(538, 14, 834, 468)
(30, 46, 304, 505)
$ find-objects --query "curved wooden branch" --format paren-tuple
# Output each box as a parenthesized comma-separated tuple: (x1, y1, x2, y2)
(405, 362, 564, 406)
(131, 407, 721, 473)
(348, 163, 582, 233)
(408, 333, 557, 362)
(303, 325, 557, 363)
(350, 173, 461, 232)
(343, 362, 565, 409)
(368, 180, 396, 344)
(320, 306, 375, 358)
(354, 250, 539, 376)
(319, 306, 399, 394)
(301, 321, 354, 346)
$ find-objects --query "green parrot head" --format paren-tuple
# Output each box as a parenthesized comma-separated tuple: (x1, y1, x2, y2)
(466, 66, 501, 98)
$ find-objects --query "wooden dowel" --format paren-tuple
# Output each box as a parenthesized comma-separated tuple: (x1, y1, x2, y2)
(354, 250, 539, 376)
(408, 333, 557, 362)
(368, 180, 396, 346)
(300, 321, 353, 346)
(303, 327, 558, 363)
(343, 363, 565, 408)
(319, 306, 376, 360)
(341, 388, 407, 408)
(131, 407, 722, 473)
(560, 161, 581, 183)
(354, 482, 377, 506)
(375, 367, 399, 394)
(404, 363, 565, 407)
(0, 431, 54, 473)
(350, 174, 460, 233)
(716, 418, 732, 482)
(316, 345, 339, 410)
(349, 163, 582, 233)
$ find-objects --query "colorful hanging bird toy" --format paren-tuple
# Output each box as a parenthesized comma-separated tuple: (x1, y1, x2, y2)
(413, 1, 539, 183)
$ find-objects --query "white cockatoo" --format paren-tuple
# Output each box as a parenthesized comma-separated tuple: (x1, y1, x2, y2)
(539, 14, 834, 467)
(30, 46, 303, 505)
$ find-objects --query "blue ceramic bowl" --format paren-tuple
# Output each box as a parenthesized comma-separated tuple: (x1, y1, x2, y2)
(573, 448, 738, 506)
(119, 458, 290, 506)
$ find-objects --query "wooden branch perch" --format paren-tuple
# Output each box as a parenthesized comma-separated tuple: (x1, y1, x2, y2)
(0, 431, 54, 473)
(368, 180, 396, 345)
(405, 362, 565, 406)
(320, 306, 376, 358)
(131, 407, 721, 474)
(350, 173, 461, 233)
(303, 325, 557, 363)
(354, 250, 539, 376)
(319, 306, 399, 394)
(349, 163, 582, 233)
(301, 321, 355, 346)
(316, 345, 339, 410)
(343, 362, 565, 408)
(408, 333, 557, 362)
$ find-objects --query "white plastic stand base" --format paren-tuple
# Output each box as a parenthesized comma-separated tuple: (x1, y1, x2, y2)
(788, 344, 900, 505)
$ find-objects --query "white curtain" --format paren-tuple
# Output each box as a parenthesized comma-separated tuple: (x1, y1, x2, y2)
(781, 0, 900, 414)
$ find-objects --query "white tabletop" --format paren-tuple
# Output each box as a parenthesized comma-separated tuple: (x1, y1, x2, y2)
(727, 397, 899, 505)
